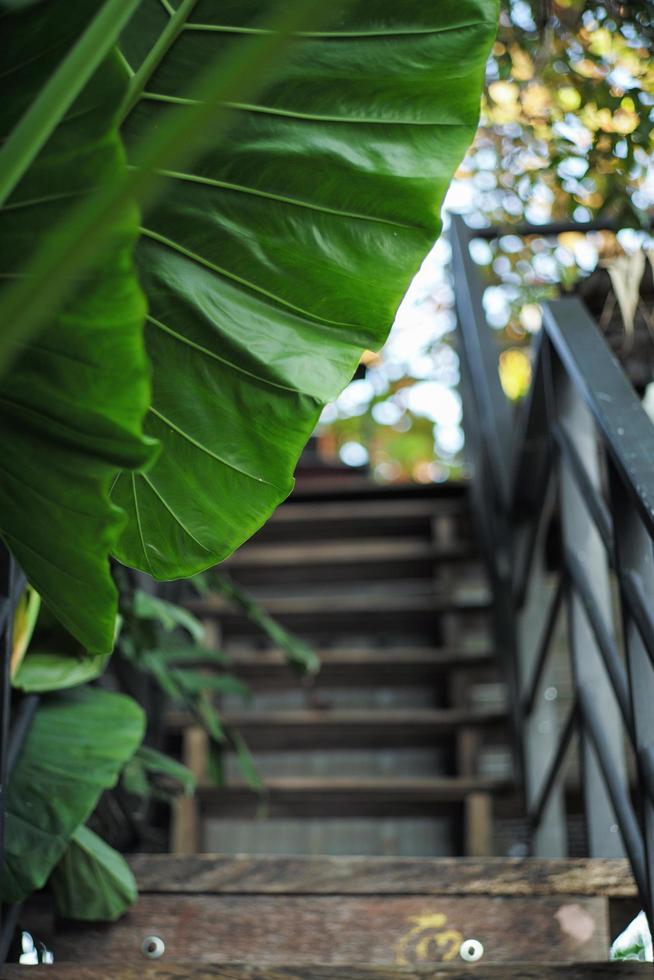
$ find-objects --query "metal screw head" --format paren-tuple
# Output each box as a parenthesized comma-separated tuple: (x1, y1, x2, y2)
(460, 938, 484, 962)
(141, 935, 165, 959)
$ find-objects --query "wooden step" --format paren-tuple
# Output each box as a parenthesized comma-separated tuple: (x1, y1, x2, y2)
(226, 538, 478, 584)
(188, 590, 490, 637)
(219, 646, 494, 688)
(20, 856, 634, 968)
(198, 776, 511, 818)
(166, 708, 506, 748)
(255, 498, 470, 542)
(291, 475, 468, 501)
(5, 965, 647, 978)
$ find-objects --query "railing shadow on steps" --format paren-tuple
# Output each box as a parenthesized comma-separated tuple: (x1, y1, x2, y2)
(450, 212, 654, 935)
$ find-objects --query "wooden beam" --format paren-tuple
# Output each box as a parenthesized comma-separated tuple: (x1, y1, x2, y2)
(170, 727, 208, 854)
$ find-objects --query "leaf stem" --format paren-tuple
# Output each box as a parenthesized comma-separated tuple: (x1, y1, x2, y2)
(118, 0, 200, 123)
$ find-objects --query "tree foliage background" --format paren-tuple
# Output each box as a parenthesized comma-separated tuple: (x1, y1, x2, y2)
(317, 0, 654, 482)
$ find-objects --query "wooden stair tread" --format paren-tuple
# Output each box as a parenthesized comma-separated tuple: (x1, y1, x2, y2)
(189, 591, 490, 617)
(290, 474, 468, 500)
(253, 496, 471, 542)
(21, 857, 633, 968)
(5, 966, 648, 978)
(268, 499, 465, 524)
(167, 708, 506, 748)
(205, 776, 509, 793)
(218, 646, 493, 686)
(227, 539, 475, 566)
(198, 777, 512, 817)
(218, 708, 505, 725)
(126, 854, 636, 896)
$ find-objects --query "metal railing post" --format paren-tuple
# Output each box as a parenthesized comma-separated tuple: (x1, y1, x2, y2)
(517, 486, 568, 856)
(555, 369, 627, 857)
(609, 462, 654, 925)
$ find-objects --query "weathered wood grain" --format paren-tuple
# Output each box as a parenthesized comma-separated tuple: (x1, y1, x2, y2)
(23, 895, 609, 965)
(3, 964, 649, 979)
(126, 856, 636, 898)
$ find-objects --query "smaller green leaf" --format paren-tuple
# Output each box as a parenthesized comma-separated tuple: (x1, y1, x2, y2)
(2, 687, 144, 903)
(132, 590, 205, 642)
(49, 825, 137, 922)
(195, 694, 225, 743)
(211, 574, 319, 675)
(230, 730, 264, 794)
(149, 644, 230, 668)
(13, 650, 108, 693)
(120, 757, 151, 799)
(139, 653, 185, 700)
(170, 668, 250, 700)
(130, 745, 195, 796)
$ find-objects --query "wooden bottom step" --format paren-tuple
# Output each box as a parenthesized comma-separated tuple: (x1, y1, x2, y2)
(17, 857, 637, 971)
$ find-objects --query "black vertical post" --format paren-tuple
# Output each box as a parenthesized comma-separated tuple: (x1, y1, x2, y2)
(608, 461, 654, 932)
(0, 544, 15, 952)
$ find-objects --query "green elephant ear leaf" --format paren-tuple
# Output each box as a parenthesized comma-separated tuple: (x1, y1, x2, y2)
(50, 825, 137, 922)
(1, 686, 145, 904)
(0, 0, 155, 653)
(112, 0, 498, 577)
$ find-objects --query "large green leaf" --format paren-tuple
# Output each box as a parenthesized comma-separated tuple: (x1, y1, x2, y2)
(1, 687, 144, 903)
(0, 0, 155, 652)
(112, 0, 497, 576)
(49, 824, 137, 922)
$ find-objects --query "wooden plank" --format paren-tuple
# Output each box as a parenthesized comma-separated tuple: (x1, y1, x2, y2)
(463, 793, 493, 859)
(216, 647, 494, 689)
(187, 592, 491, 637)
(25, 894, 609, 965)
(225, 540, 478, 584)
(5, 965, 649, 978)
(290, 474, 468, 501)
(197, 777, 511, 818)
(171, 727, 208, 854)
(165, 709, 506, 749)
(190, 589, 489, 616)
(227, 539, 472, 568)
(253, 499, 469, 542)
(269, 500, 465, 525)
(125, 855, 637, 897)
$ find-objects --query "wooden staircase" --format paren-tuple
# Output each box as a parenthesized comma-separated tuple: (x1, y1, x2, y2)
(175, 480, 512, 859)
(9, 480, 646, 974)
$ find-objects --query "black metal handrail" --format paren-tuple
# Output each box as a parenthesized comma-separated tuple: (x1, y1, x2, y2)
(451, 212, 654, 932)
